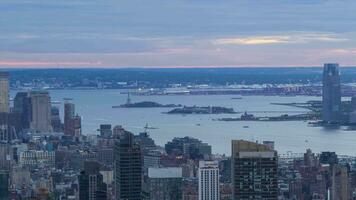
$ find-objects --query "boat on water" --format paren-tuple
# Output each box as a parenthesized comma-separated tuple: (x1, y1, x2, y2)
(243, 125, 249, 128)
(144, 123, 159, 130)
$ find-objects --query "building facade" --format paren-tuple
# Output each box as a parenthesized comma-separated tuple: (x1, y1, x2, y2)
(79, 161, 107, 200)
(114, 131, 142, 200)
(322, 63, 341, 123)
(231, 140, 278, 199)
(198, 160, 219, 200)
(147, 167, 182, 200)
(30, 91, 52, 133)
(0, 72, 9, 113)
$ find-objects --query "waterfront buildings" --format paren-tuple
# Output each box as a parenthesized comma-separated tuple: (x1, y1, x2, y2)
(114, 131, 142, 200)
(30, 91, 52, 133)
(147, 167, 183, 200)
(198, 160, 220, 200)
(0, 72, 9, 113)
(322, 63, 341, 123)
(231, 140, 278, 199)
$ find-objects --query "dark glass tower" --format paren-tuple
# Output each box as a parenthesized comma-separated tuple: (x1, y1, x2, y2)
(0, 171, 9, 200)
(322, 63, 341, 123)
(114, 131, 142, 200)
(231, 140, 278, 199)
(14, 92, 31, 129)
(79, 161, 107, 200)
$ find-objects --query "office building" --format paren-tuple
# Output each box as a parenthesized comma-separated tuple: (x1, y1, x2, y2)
(0, 171, 9, 200)
(144, 150, 161, 169)
(19, 150, 55, 168)
(30, 91, 52, 133)
(51, 106, 62, 132)
(99, 124, 112, 138)
(0, 112, 22, 142)
(198, 160, 219, 200)
(231, 140, 278, 199)
(322, 63, 341, 123)
(147, 167, 183, 200)
(0, 72, 9, 113)
(331, 164, 348, 200)
(0, 144, 13, 171)
(79, 161, 107, 200)
(14, 92, 31, 129)
(64, 102, 75, 135)
(68, 115, 82, 140)
(114, 131, 142, 200)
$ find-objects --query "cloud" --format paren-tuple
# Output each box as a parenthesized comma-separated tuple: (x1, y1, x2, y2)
(214, 33, 349, 46)
(0, 60, 101, 67)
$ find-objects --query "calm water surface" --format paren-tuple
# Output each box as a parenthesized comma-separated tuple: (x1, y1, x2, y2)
(11, 90, 356, 156)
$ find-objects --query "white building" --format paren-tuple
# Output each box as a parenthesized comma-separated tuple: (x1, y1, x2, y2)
(198, 160, 220, 200)
(19, 150, 55, 168)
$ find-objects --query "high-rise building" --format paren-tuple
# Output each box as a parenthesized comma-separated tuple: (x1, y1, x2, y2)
(231, 140, 278, 199)
(0, 72, 9, 113)
(14, 92, 31, 129)
(30, 91, 52, 133)
(0, 112, 22, 142)
(51, 106, 62, 132)
(114, 131, 142, 200)
(198, 160, 219, 200)
(99, 124, 112, 138)
(64, 102, 75, 135)
(147, 167, 183, 200)
(68, 115, 82, 140)
(322, 63, 341, 123)
(0, 171, 9, 200)
(79, 161, 107, 200)
(331, 164, 348, 200)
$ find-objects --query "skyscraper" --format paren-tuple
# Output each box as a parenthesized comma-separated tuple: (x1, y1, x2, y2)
(322, 63, 341, 123)
(79, 161, 107, 200)
(198, 160, 220, 200)
(0, 72, 9, 113)
(30, 91, 52, 133)
(114, 131, 142, 200)
(231, 140, 278, 199)
(14, 92, 31, 129)
(64, 102, 75, 135)
(330, 164, 348, 200)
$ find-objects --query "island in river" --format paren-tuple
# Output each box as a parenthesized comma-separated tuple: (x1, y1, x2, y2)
(166, 106, 237, 114)
(113, 101, 182, 108)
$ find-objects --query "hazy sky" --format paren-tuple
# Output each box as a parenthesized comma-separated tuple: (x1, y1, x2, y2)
(1, 0, 356, 68)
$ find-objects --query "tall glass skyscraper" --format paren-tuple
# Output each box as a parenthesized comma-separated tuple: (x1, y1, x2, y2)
(322, 63, 341, 123)
(114, 131, 142, 200)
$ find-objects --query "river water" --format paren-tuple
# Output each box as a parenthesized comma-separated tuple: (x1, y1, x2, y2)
(11, 90, 356, 156)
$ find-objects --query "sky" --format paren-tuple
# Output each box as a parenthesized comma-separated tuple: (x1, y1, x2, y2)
(1, 0, 356, 68)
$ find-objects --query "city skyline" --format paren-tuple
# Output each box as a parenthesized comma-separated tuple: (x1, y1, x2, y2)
(1, 0, 356, 68)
